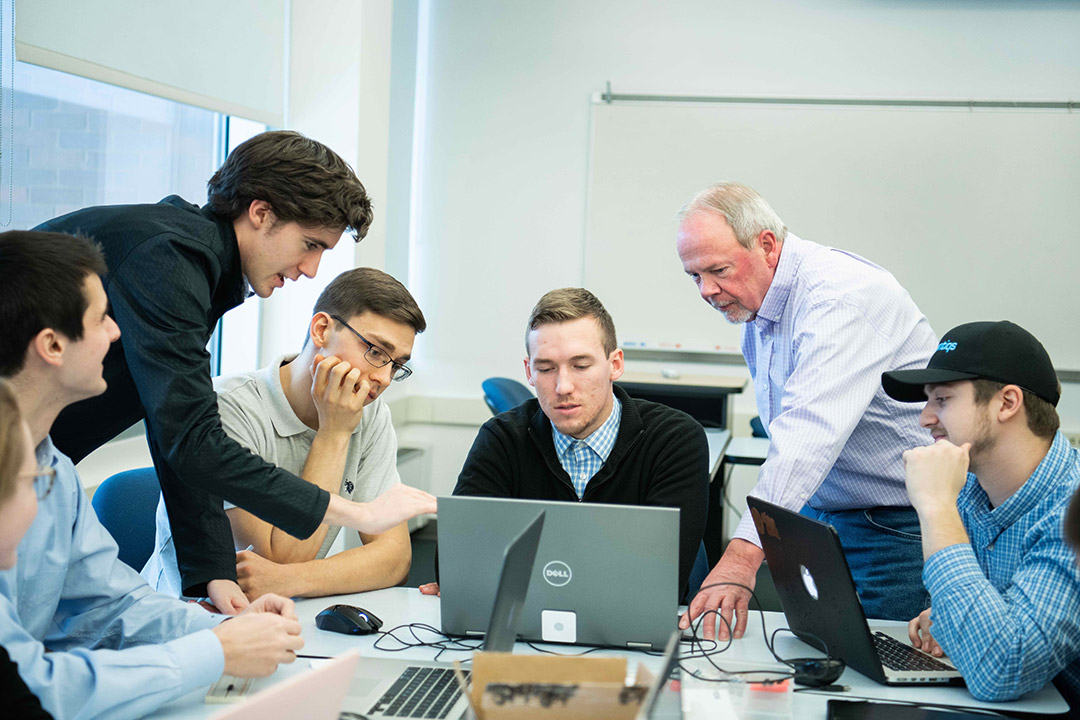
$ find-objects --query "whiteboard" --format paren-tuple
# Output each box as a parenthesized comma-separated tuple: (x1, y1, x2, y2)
(584, 99, 1080, 371)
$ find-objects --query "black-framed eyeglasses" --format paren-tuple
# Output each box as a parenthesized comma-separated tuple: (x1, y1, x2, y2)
(329, 315, 413, 381)
(19, 466, 57, 500)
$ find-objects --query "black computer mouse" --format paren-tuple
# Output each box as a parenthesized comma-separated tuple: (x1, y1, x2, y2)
(791, 657, 846, 687)
(315, 604, 384, 635)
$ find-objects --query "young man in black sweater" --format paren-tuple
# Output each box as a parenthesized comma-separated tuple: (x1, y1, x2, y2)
(422, 288, 709, 597)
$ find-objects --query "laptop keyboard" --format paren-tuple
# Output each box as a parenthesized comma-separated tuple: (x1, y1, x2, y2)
(873, 631, 954, 672)
(367, 666, 470, 719)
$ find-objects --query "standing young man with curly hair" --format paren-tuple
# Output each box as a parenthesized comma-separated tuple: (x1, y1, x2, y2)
(35, 131, 434, 613)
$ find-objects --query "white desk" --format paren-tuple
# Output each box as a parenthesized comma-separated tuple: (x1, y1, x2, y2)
(704, 428, 731, 481)
(722, 437, 770, 466)
(151, 588, 1067, 718)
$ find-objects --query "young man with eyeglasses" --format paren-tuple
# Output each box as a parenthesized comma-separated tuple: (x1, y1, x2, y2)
(144, 268, 426, 600)
(34, 131, 435, 614)
(0, 230, 305, 720)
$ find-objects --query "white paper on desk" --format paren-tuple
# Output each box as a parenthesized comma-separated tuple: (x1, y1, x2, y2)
(682, 685, 738, 719)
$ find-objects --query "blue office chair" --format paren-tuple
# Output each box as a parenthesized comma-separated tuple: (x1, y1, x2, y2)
(91, 467, 161, 571)
(685, 541, 710, 603)
(481, 377, 534, 415)
(750, 416, 768, 438)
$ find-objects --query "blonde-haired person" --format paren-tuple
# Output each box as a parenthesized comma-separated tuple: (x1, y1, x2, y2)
(0, 379, 53, 718)
(422, 288, 709, 600)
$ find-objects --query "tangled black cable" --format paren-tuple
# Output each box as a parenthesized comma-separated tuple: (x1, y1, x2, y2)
(372, 622, 484, 663)
(346, 583, 838, 680)
(676, 581, 839, 685)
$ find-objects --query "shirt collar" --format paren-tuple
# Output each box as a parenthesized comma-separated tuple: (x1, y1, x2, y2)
(962, 431, 1076, 532)
(753, 233, 805, 326)
(36, 435, 58, 468)
(196, 201, 249, 309)
(551, 393, 622, 462)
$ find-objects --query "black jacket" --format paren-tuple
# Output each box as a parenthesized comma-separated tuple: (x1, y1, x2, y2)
(1, 646, 51, 719)
(454, 385, 709, 596)
(40, 197, 328, 595)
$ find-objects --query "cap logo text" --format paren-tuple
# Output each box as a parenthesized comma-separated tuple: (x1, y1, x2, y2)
(937, 341, 958, 353)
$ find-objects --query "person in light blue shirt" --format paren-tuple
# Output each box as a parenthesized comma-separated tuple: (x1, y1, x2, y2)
(882, 320, 1080, 705)
(0, 230, 304, 720)
(677, 182, 937, 640)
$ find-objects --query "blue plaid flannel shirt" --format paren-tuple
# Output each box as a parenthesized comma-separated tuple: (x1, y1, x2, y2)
(552, 395, 621, 498)
(924, 431, 1080, 702)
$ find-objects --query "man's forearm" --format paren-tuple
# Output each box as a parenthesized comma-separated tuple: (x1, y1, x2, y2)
(280, 532, 411, 597)
(915, 505, 970, 560)
(724, 537, 766, 570)
(264, 432, 351, 562)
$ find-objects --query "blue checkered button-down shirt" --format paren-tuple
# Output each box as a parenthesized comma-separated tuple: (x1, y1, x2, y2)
(552, 395, 622, 498)
(923, 431, 1080, 702)
(733, 234, 937, 545)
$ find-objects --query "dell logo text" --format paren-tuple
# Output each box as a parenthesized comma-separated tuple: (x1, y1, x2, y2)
(542, 560, 572, 587)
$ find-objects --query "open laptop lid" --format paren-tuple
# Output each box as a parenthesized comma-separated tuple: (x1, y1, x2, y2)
(209, 651, 360, 720)
(482, 510, 545, 652)
(636, 630, 683, 720)
(439, 495, 679, 650)
(746, 497, 964, 686)
(745, 496, 892, 683)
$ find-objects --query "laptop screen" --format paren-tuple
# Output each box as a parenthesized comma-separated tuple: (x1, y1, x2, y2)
(439, 495, 679, 650)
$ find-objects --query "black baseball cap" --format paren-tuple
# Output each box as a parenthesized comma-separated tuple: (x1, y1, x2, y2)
(881, 321, 1060, 406)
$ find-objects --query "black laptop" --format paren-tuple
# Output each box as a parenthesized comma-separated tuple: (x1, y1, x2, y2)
(746, 497, 962, 686)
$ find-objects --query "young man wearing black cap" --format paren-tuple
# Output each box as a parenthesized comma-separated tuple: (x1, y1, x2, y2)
(881, 321, 1080, 704)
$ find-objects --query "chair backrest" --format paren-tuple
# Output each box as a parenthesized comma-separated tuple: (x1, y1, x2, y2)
(91, 467, 161, 571)
(481, 377, 534, 415)
(684, 540, 710, 603)
(750, 415, 769, 438)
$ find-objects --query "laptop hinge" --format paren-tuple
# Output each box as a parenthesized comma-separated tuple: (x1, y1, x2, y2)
(626, 641, 652, 649)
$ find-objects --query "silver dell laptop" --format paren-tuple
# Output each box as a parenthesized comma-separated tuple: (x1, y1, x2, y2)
(209, 511, 546, 720)
(438, 496, 680, 651)
(346, 510, 546, 719)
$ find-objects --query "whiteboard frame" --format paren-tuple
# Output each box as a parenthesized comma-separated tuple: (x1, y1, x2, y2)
(584, 88, 1080, 378)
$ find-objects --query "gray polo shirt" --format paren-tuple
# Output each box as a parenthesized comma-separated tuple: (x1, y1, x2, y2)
(142, 354, 400, 597)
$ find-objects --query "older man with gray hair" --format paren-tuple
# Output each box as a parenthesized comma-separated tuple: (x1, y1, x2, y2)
(676, 182, 938, 640)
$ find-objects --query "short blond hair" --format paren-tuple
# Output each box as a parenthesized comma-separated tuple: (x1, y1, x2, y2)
(525, 288, 617, 357)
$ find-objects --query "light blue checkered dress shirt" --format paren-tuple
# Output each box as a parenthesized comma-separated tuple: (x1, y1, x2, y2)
(552, 395, 622, 498)
(0, 437, 225, 720)
(734, 233, 938, 545)
(923, 432, 1080, 702)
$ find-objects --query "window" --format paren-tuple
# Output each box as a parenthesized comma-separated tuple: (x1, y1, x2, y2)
(4, 62, 267, 440)
(213, 117, 267, 377)
(5, 61, 224, 229)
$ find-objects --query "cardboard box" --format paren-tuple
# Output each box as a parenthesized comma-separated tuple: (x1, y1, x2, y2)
(456, 652, 655, 720)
